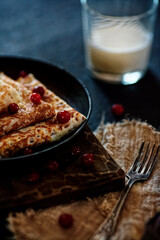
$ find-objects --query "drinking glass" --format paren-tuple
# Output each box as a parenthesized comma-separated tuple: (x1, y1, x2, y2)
(80, 0, 158, 85)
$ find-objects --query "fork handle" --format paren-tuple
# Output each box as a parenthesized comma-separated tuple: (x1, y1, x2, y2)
(90, 178, 135, 240)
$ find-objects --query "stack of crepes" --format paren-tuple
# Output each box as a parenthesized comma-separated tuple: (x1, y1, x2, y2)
(0, 73, 86, 158)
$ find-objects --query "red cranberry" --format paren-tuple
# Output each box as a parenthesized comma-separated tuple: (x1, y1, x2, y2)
(31, 93, 41, 104)
(82, 153, 94, 167)
(59, 213, 73, 228)
(48, 160, 59, 172)
(8, 103, 19, 114)
(57, 111, 70, 124)
(19, 70, 28, 78)
(33, 86, 45, 97)
(23, 148, 33, 155)
(70, 146, 81, 157)
(111, 104, 124, 116)
(28, 172, 40, 183)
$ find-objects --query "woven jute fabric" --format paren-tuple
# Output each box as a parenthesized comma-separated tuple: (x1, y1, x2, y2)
(8, 120, 160, 240)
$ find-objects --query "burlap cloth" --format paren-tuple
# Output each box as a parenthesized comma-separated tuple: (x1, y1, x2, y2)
(8, 120, 160, 240)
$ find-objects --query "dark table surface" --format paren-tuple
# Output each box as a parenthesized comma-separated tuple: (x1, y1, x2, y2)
(0, 0, 160, 238)
(0, 0, 160, 131)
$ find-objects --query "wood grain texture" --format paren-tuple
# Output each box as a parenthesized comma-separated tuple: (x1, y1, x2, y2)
(0, 125, 125, 211)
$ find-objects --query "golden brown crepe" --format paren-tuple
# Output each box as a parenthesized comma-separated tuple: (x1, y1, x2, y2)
(0, 73, 55, 137)
(17, 74, 60, 106)
(0, 74, 86, 158)
(0, 79, 22, 115)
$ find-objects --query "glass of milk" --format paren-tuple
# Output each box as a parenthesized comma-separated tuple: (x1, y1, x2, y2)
(81, 0, 158, 85)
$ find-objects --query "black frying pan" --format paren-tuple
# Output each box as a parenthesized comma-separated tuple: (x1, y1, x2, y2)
(0, 56, 91, 162)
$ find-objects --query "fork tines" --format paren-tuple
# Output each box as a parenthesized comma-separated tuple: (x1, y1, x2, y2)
(128, 142, 160, 178)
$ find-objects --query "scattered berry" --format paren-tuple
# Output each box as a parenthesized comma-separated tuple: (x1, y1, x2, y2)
(82, 153, 94, 167)
(33, 86, 45, 97)
(31, 93, 41, 104)
(19, 70, 28, 78)
(111, 104, 124, 116)
(48, 160, 59, 172)
(8, 103, 19, 114)
(57, 111, 70, 124)
(70, 146, 81, 157)
(23, 148, 33, 155)
(59, 213, 73, 228)
(28, 172, 40, 183)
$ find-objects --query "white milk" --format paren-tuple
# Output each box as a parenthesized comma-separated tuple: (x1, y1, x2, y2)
(87, 23, 153, 74)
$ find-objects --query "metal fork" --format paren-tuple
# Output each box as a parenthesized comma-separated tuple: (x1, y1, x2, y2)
(90, 142, 160, 240)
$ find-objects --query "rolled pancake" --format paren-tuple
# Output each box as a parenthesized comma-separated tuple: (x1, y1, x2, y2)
(0, 74, 86, 158)
(0, 73, 55, 137)
(0, 79, 22, 114)
(17, 74, 60, 107)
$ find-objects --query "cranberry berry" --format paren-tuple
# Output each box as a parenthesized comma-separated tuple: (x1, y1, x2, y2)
(111, 104, 124, 116)
(19, 70, 28, 78)
(70, 146, 81, 157)
(82, 153, 94, 167)
(59, 213, 73, 229)
(57, 111, 70, 124)
(31, 93, 41, 104)
(8, 103, 19, 114)
(33, 86, 45, 97)
(28, 172, 40, 183)
(23, 148, 33, 155)
(48, 160, 59, 172)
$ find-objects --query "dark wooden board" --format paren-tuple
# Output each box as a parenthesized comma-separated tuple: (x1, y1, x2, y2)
(0, 126, 125, 212)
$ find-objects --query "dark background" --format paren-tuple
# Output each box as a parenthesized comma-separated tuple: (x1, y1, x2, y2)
(0, 1, 160, 238)
(0, 0, 160, 130)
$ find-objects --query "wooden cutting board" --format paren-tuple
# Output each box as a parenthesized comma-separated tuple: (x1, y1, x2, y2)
(0, 125, 125, 211)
